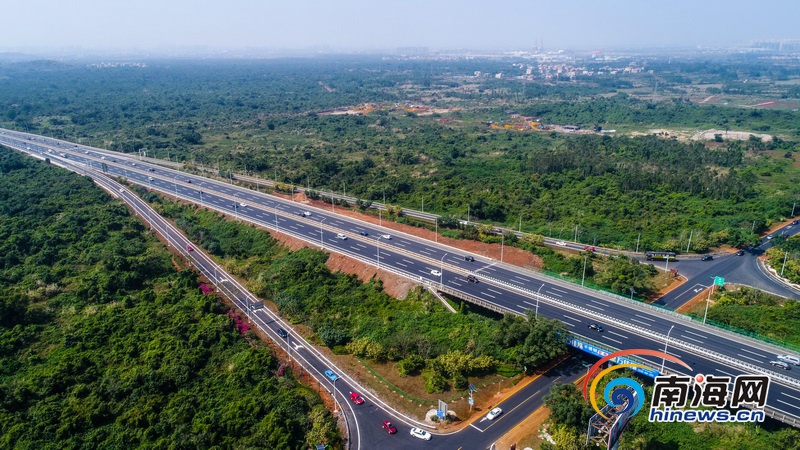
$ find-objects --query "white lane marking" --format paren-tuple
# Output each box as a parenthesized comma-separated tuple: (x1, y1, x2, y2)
(608, 331, 629, 339)
(546, 291, 562, 297)
(563, 322, 575, 327)
(551, 287, 569, 293)
(589, 299, 610, 307)
(307, 232, 316, 237)
(604, 336, 624, 345)
(484, 266, 497, 272)
(420, 250, 432, 256)
(680, 335, 704, 344)
(402, 259, 415, 265)
(630, 318, 652, 327)
(354, 243, 367, 249)
(586, 304, 604, 311)
(481, 292, 497, 299)
(715, 368, 736, 377)
(523, 301, 536, 307)
(739, 348, 768, 358)
(634, 314, 656, 322)
(777, 399, 800, 409)
(469, 423, 484, 432)
(736, 353, 762, 364)
(397, 262, 407, 267)
(424, 247, 437, 252)
(562, 315, 581, 322)
(487, 288, 504, 295)
(396, 242, 406, 248)
(781, 392, 800, 402)
(513, 275, 529, 281)
(683, 330, 707, 338)
(289, 225, 298, 230)
(451, 281, 463, 287)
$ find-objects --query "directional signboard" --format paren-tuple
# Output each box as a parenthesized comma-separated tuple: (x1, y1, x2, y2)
(714, 276, 725, 287)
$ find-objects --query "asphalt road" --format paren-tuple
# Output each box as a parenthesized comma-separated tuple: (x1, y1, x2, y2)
(4, 130, 800, 432)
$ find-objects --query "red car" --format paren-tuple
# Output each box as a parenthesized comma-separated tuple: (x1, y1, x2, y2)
(187, 245, 194, 252)
(382, 420, 397, 434)
(349, 392, 364, 405)
(584, 246, 595, 252)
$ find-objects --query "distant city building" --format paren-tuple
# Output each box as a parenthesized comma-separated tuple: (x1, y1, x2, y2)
(752, 40, 800, 52)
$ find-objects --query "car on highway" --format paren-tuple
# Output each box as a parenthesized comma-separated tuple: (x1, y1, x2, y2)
(588, 323, 604, 332)
(770, 360, 791, 370)
(277, 328, 288, 339)
(336, 233, 347, 240)
(324, 370, 339, 381)
(186, 179, 192, 183)
(349, 392, 364, 405)
(556, 240, 567, 246)
(239, 202, 247, 207)
(148, 177, 154, 181)
(778, 354, 800, 366)
(382, 420, 397, 434)
(187, 245, 194, 252)
(431, 270, 441, 276)
(381, 234, 391, 240)
(486, 407, 503, 420)
(767, 235, 774, 240)
(736, 250, 745, 256)
(464, 255, 475, 262)
(584, 246, 595, 252)
(301, 211, 312, 217)
(359, 231, 369, 236)
(701, 255, 713, 261)
(148, 167, 155, 171)
(466, 275, 479, 283)
(410, 427, 431, 441)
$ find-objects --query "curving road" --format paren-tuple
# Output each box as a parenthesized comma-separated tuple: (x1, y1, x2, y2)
(4, 129, 800, 435)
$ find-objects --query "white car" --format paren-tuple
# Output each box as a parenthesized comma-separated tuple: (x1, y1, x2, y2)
(336, 233, 347, 240)
(301, 211, 312, 217)
(777, 354, 800, 366)
(410, 427, 431, 441)
(486, 407, 503, 420)
(555, 241, 567, 247)
(239, 203, 247, 207)
(430, 270, 441, 277)
(381, 234, 392, 240)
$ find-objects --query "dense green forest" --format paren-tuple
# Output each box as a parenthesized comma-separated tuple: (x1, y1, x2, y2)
(1, 57, 799, 251)
(145, 192, 569, 392)
(0, 151, 338, 448)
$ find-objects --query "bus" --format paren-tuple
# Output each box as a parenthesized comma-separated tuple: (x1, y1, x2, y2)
(645, 251, 677, 261)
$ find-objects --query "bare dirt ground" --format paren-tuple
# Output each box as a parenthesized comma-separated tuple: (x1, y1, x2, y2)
(691, 129, 773, 142)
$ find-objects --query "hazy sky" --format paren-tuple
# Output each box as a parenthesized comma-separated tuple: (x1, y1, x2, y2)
(2, 0, 798, 52)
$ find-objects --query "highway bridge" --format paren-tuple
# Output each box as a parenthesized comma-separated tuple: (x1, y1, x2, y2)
(3, 129, 800, 444)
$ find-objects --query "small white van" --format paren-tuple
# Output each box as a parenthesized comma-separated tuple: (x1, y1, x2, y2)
(777, 354, 800, 366)
(336, 233, 347, 240)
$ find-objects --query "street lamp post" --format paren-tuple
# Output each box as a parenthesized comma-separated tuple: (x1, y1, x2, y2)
(234, 193, 241, 219)
(703, 282, 715, 324)
(581, 254, 588, 286)
(319, 217, 326, 250)
(376, 236, 381, 270)
(173, 175, 178, 197)
(660, 325, 675, 374)
(500, 233, 504, 262)
(439, 253, 448, 288)
(535, 283, 545, 319)
(332, 378, 337, 415)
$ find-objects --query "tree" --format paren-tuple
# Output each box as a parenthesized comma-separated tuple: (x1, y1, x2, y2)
(544, 382, 595, 431)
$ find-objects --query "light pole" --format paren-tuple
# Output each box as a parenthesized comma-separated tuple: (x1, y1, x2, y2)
(781, 251, 789, 277)
(581, 254, 588, 286)
(535, 283, 545, 319)
(319, 217, 326, 250)
(332, 377, 337, 415)
(234, 193, 241, 219)
(500, 233, 504, 262)
(376, 236, 381, 270)
(274, 204, 281, 231)
(173, 175, 178, 197)
(439, 253, 448, 288)
(703, 282, 715, 324)
(660, 325, 675, 374)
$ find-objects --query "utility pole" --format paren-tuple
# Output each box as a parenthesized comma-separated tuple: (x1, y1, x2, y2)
(636, 233, 641, 253)
(686, 230, 693, 255)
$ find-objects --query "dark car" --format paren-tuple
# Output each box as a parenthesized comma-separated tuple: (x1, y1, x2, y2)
(359, 231, 369, 236)
(277, 328, 288, 339)
(701, 255, 713, 261)
(588, 323, 604, 332)
(148, 168, 155, 172)
(736, 250, 745, 256)
(466, 275, 479, 283)
(382, 420, 397, 434)
(186, 179, 192, 183)
(464, 255, 475, 262)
